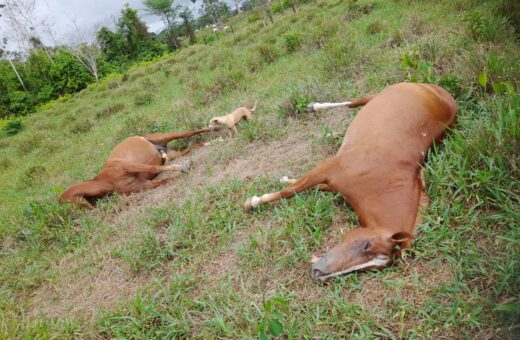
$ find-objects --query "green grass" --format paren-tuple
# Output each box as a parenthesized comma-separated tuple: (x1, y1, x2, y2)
(0, 0, 519, 337)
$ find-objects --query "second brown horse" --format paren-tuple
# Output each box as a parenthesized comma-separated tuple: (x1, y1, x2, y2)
(60, 128, 210, 208)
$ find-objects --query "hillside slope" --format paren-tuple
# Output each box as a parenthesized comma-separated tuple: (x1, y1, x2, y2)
(0, 0, 519, 337)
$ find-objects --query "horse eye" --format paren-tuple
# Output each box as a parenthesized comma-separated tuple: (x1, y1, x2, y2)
(363, 240, 371, 251)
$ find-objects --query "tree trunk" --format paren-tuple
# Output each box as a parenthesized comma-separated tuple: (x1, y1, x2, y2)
(184, 18, 196, 44)
(7, 58, 27, 92)
(234, 0, 242, 13)
(290, 0, 296, 13)
(165, 16, 181, 49)
(265, 0, 274, 23)
(42, 44, 56, 66)
(265, 9, 274, 23)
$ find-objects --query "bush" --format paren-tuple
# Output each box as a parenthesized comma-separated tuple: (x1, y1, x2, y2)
(271, 1, 284, 14)
(96, 103, 125, 119)
(366, 21, 384, 35)
(21, 165, 46, 187)
(71, 119, 94, 134)
(8, 91, 34, 116)
(278, 93, 313, 119)
(134, 93, 154, 106)
(4, 118, 23, 136)
(284, 33, 301, 53)
(463, 10, 506, 42)
(257, 43, 280, 63)
(248, 14, 261, 23)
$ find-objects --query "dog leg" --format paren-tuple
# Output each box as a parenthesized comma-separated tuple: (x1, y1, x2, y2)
(144, 128, 211, 145)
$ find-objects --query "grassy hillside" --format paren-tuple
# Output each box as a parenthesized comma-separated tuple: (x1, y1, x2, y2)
(1, 0, 519, 337)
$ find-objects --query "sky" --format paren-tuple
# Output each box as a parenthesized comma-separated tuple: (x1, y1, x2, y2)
(0, 0, 212, 51)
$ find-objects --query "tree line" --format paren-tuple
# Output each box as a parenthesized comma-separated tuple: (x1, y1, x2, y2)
(0, 0, 306, 118)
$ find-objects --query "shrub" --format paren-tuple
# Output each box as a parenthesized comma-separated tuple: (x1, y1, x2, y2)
(366, 21, 384, 35)
(134, 93, 154, 106)
(4, 118, 24, 136)
(71, 119, 94, 134)
(278, 93, 313, 119)
(257, 43, 280, 64)
(202, 34, 217, 45)
(463, 10, 506, 42)
(284, 33, 301, 53)
(8, 91, 34, 116)
(96, 103, 125, 119)
(248, 14, 261, 23)
(271, 1, 284, 14)
(21, 165, 46, 187)
(400, 45, 436, 83)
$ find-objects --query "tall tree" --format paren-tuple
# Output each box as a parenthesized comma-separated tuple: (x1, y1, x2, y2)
(143, 0, 181, 50)
(179, 7, 196, 44)
(65, 20, 102, 80)
(0, 34, 27, 92)
(118, 4, 151, 58)
(2, 0, 55, 64)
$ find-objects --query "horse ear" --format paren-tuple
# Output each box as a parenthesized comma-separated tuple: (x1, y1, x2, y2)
(390, 231, 414, 258)
(390, 231, 414, 245)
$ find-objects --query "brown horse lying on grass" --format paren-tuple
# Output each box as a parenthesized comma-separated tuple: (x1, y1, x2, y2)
(60, 128, 210, 209)
(245, 83, 457, 282)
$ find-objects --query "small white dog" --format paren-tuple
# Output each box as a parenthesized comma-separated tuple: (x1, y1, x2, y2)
(208, 102, 257, 137)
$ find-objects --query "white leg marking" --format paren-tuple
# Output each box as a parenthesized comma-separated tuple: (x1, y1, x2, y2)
(251, 196, 261, 208)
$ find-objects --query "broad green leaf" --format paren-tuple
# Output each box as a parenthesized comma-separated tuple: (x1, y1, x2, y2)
(478, 71, 488, 88)
(268, 319, 283, 336)
(492, 81, 515, 95)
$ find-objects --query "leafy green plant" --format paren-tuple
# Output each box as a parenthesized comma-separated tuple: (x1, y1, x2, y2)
(257, 43, 280, 64)
(3, 118, 24, 136)
(278, 94, 312, 119)
(284, 33, 301, 52)
(400, 45, 436, 83)
(463, 10, 505, 41)
(257, 296, 286, 339)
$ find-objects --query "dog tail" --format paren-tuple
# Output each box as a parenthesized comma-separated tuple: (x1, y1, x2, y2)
(250, 100, 258, 112)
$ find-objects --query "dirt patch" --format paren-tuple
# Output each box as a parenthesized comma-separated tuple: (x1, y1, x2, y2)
(30, 257, 147, 321)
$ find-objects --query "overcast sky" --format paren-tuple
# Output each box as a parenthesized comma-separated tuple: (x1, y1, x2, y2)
(0, 0, 213, 51)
